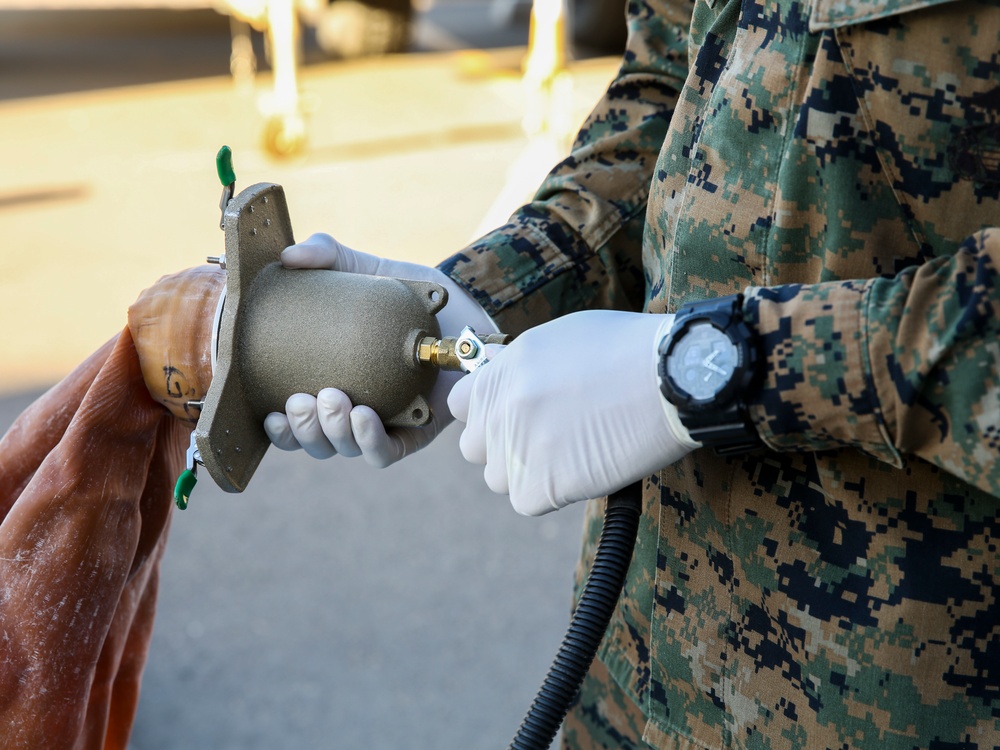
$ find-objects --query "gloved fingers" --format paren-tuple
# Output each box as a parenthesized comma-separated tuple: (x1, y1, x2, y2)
(450, 354, 511, 495)
(483, 451, 510, 496)
(509, 469, 564, 516)
(450, 366, 490, 466)
(316, 388, 363, 457)
(281, 233, 382, 275)
(446, 369, 475, 423)
(264, 412, 302, 452)
(512, 493, 559, 517)
(458, 417, 488, 466)
(285, 393, 337, 459)
(454, 367, 490, 466)
(349, 406, 407, 468)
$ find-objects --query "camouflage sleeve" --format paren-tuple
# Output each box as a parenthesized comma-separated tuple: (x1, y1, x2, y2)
(437, 0, 694, 335)
(744, 227, 1000, 497)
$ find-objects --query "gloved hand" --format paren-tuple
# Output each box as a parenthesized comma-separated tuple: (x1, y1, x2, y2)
(447, 310, 701, 516)
(263, 232, 497, 467)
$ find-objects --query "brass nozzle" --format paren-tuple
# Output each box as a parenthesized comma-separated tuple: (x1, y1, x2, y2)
(417, 333, 512, 372)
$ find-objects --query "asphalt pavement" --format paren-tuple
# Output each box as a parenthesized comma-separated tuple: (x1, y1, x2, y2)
(0, 5, 616, 748)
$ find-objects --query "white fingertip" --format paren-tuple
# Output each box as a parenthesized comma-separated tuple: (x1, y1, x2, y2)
(447, 373, 474, 423)
(510, 492, 558, 517)
(317, 388, 363, 457)
(483, 457, 510, 496)
(350, 407, 405, 468)
(286, 393, 337, 459)
(458, 420, 488, 465)
(280, 234, 337, 269)
(264, 412, 302, 451)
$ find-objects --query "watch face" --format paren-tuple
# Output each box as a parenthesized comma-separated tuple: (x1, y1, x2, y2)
(666, 321, 740, 402)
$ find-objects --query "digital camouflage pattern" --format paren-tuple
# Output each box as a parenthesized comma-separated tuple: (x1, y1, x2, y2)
(440, 0, 1000, 747)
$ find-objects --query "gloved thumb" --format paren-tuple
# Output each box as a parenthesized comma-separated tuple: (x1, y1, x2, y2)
(281, 233, 382, 275)
(446, 343, 504, 424)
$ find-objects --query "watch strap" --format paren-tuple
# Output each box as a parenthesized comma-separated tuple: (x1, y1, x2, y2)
(681, 402, 761, 455)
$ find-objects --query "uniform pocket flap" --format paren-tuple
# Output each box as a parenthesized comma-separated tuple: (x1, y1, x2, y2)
(809, 0, 962, 31)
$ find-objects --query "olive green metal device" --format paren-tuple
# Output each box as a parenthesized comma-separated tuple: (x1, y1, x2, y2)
(194, 182, 507, 493)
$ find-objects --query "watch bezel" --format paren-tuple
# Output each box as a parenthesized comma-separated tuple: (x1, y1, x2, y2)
(658, 306, 759, 414)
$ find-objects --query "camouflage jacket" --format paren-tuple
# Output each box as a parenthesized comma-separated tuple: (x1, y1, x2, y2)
(440, 1, 1000, 747)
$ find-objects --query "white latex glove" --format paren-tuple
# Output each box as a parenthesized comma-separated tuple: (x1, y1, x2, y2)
(447, 310, 701, 516)
(263, 232, 497, 468)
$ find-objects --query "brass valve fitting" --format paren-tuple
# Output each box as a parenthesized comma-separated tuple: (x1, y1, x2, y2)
(416, 331, 512, 372)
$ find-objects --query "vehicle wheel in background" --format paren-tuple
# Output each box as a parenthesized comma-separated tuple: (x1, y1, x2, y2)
(314, 0, 413, 58)
(262, 112, 307, 157)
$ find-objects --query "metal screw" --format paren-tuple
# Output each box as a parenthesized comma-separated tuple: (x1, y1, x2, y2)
(207, 254, 227, 269)
(458, 339, 479, 359)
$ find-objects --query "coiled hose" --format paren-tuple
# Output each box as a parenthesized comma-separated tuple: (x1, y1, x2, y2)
(507, 480, 643, 750)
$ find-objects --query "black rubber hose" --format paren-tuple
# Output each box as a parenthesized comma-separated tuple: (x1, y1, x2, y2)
(507, 480, 644, 750)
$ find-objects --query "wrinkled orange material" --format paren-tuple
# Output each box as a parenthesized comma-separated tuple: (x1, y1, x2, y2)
(128, 265, 225, 424)
(0, 266, 224, 748)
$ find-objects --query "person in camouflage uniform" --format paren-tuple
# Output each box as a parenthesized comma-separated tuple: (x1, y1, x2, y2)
(267, 0, 1000, 747)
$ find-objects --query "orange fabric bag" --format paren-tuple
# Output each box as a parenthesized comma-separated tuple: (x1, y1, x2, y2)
(0, 267, 221, 748)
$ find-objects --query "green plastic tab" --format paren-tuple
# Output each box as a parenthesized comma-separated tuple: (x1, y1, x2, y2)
(216, 145, 236, 187)
(174, 470, 198, 510)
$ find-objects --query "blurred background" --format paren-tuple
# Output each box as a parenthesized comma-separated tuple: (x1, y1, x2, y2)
(0, 2, 625, 748)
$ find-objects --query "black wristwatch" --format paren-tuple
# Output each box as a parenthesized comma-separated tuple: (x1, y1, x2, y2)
(657, 295, 763, 455)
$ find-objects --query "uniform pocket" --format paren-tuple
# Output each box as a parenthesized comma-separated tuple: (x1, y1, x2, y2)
(808, 0, 962, 30)
(814, 0, 1000, 256)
